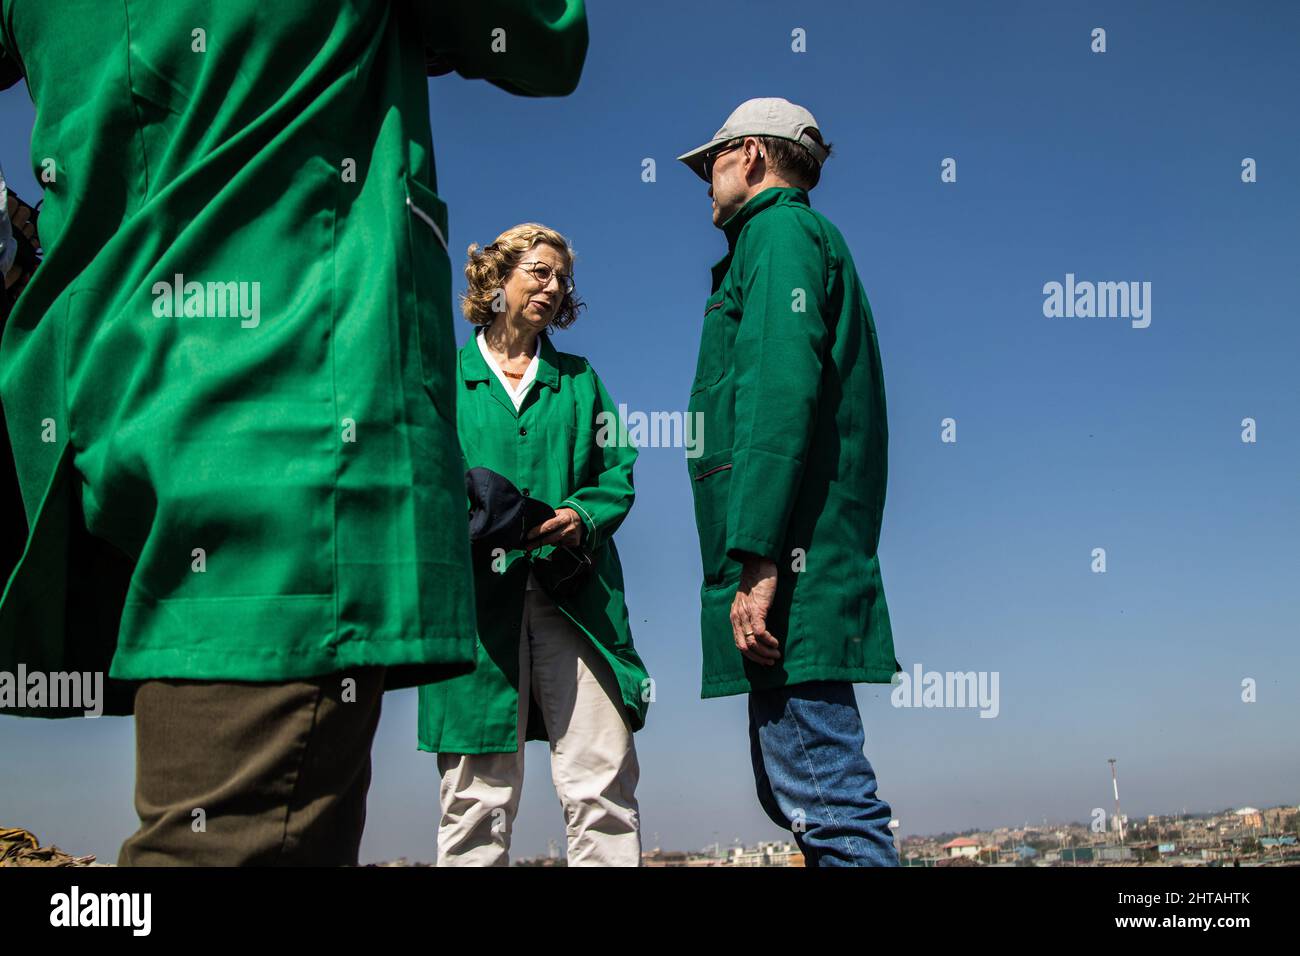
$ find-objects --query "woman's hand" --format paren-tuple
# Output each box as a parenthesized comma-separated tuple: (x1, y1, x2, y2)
(525, 507, 584, 549)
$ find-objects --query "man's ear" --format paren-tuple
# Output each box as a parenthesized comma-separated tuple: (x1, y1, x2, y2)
(744, 137, 766, 179)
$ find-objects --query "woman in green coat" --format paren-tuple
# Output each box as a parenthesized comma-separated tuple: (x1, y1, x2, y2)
(418, 223, 650, 867)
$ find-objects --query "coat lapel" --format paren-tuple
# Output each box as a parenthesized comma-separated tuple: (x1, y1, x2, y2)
(460, 331, 519, 419)
(463, 328, 562, 420)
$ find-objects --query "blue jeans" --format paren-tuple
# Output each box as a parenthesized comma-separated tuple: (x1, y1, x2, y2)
(748, 680, 899, 866)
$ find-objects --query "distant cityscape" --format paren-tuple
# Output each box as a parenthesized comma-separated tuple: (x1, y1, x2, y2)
(370, 802, 1300, 867)
(892, 802, 1299, 868)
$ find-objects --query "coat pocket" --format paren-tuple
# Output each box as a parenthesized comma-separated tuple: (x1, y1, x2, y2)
(689, 299, 727, 394)
(404, 174, 455, 421)
(689, 448, 735, 587)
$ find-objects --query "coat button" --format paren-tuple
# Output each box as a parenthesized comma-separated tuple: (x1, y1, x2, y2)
(519, 427, 527, 436)
(521, 488, 530, 497)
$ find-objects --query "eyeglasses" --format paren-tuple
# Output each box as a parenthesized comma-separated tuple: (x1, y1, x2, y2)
(517, 260, 575, 295)
(702, 139, 744, 180)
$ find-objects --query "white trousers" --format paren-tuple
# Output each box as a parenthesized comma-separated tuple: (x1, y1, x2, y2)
(436, 588, 641, 866)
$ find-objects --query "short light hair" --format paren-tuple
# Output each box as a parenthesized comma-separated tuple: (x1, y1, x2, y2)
(760, 128, 832, 190)
(461, 223, 585, 330)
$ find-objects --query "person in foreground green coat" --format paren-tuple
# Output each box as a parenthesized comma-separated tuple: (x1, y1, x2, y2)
(419, 223, 649, 867)
(677, 98, 902, 866)
(0, 0, 588, 866)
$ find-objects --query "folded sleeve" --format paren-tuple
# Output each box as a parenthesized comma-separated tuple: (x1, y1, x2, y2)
(724, 207, 831, 565)
(419, 0, 588, 96)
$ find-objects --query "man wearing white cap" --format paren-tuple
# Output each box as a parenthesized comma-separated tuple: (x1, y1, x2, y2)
(678, 98, 902, 866)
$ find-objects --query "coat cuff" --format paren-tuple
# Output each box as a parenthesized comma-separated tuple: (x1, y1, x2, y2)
(725, 446, 805, 567)
(725, 532, 782, 566)
(558, 497, 598, 548)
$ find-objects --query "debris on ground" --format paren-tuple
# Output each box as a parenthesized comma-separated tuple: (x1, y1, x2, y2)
(0, 827, 97, 866)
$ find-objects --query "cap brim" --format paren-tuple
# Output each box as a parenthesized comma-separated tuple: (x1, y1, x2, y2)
(676, 139, 725, 183)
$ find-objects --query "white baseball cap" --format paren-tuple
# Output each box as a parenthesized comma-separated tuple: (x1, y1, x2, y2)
(677, 97, 828, 183)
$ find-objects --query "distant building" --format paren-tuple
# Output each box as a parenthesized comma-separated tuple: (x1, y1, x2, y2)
(942, 837, 980, 859)
(1234, 807, 1263, 829)
(768, 843, 806, 868)
(730, 841, 805, 867)
(1263, 806, 1297, 829)
(1096, 845, 1135, 862)
(642, 849, 690, 867)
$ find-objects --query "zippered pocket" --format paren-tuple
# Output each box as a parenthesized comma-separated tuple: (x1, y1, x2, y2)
(694, 461, 732, 480)
(689, 450, 735, 585)
(690, 298, 728, 393)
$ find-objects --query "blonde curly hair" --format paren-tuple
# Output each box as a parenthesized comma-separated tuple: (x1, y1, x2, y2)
(461, 223, 585, 330)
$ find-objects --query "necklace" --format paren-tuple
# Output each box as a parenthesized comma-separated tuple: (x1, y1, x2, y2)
(483, 329, 533, 382)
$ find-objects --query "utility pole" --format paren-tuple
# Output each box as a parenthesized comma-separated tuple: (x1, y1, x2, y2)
(1108, 758, 1126, 846)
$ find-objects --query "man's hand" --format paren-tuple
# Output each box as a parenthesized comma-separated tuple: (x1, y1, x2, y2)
(525, 507, 584, 549)
(731, 554, 781, 666)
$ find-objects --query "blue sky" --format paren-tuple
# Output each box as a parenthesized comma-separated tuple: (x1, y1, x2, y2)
(3, 1, 1298, 863)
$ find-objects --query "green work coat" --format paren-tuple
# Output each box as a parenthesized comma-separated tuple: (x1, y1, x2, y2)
(0, 0, 588, 717)
(686, 186, 902, 698)
(417, 332, 650, 754)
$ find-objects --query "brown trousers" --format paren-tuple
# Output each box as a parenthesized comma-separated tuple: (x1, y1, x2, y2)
(118, 667, 385, 866)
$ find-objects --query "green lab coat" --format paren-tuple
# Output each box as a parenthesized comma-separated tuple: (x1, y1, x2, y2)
(417, 332, 650, 754)
(686, 186, 901, 698)
(0, 1, 588, 717)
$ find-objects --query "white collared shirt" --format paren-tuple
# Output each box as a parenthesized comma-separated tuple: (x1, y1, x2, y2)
(476, 326, 539, 412)
(476, 327, 542, 589)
